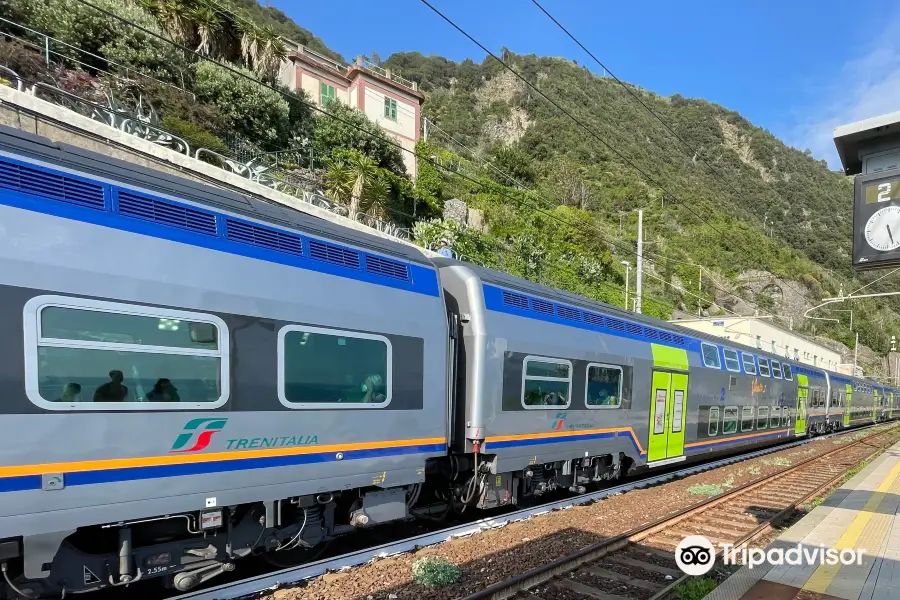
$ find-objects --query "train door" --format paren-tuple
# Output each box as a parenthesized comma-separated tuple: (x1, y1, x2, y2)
(647, 370, 688, 464)
(844, 384, 852, 427)
(795, 375, 808, 435)
(874, 389, 879, 421)
(891, 392, 895, 419)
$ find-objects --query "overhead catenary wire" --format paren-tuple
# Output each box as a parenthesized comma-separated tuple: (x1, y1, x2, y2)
(419, 0, 816, 310)
(414, 0, 789, 317)
(527, 0, 824, 309)
(60, 2, 663, 264)
(66, 0, 758, 316)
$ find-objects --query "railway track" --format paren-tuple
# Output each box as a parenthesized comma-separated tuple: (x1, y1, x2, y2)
(170, 423, 893, 600)
(462, 424, 900, 600)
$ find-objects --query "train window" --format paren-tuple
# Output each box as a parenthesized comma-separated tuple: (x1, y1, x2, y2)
(723, 407, 738, 434)
(701, 343, 721, 369)
(708, 407, 720, 436)
(278, 325, 391, 408)
(783, 364, 793, 381)
(771, 406, 781, 428)
(758, 358, 771, 377)
(23, 296, 229, 410)
(771, 361, 782, 379)
(741, 353, 757, 375)
(783, 407, 791, 427)
(521, 357, 572, 409)
(757, 406, 769, 429)
(722, 349, 741, 372)
(741, 406, 754, 431)
(585, 364, 623, 408)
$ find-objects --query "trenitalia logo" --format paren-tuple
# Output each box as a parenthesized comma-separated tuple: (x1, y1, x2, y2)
(170, 418, 228, 453)
(552, 412, 567, 431)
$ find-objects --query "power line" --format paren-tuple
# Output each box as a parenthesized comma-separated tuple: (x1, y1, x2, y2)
(418, 0, 814, 310)
(527, 0, 821, 308)
(414, 0, 787, 317)
(66, 0, 671, 264)
(66, 0, 757, 316)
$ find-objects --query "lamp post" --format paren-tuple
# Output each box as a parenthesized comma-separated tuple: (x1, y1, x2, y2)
(621, 260, 631, 310)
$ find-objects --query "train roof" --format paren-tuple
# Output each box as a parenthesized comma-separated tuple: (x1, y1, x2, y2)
(0, 125, 434, 267)
(434, 258, 899, 392)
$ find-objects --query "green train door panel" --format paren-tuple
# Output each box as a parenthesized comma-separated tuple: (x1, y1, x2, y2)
(647, 371, 688, 462)
(795, 375, 808, 435)
(844, 384, 852, 427)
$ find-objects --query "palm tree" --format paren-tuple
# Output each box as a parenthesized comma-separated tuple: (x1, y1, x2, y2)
(255, 31, 287, 82)
(239, 24, 261, 70)
(191, 5, 222, 56)
(323, 151, 390, 219)
(159, 0, 196, 45)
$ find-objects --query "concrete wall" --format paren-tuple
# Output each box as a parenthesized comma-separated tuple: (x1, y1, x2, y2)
(671, 316, 843, 372)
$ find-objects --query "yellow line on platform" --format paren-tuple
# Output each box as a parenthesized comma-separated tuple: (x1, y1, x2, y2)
(803, 459, 900, 594)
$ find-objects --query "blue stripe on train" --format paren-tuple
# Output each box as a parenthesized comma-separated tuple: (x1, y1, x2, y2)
(0, 160, 440, 298)
(0, 443, 446, 493)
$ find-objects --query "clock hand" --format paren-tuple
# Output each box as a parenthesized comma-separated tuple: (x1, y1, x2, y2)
(889, 224, 895, 245)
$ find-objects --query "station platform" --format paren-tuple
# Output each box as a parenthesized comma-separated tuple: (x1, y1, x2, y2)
(706, 440, 900, 600)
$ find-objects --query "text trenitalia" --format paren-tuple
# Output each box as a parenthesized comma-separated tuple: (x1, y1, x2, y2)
(720, 544, 867, 569)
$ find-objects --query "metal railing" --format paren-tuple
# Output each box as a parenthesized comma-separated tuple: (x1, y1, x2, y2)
(1, 63, 413, 243)
(361, 59, 417, 91)
(0, 15, 194, 99)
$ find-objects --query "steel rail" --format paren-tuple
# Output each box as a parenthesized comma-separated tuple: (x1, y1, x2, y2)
(459, 424, 900, 600)
(170, 423, 890, 600)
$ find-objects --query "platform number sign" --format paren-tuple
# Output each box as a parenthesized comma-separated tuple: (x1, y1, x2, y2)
(854, 173, 900, 270)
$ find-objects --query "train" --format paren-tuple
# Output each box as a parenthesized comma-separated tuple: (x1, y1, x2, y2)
(0, 125, 896, 598)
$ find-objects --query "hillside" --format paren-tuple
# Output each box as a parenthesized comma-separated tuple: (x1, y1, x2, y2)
(379, 51, 900, 364)
(6, 0, 899, 373)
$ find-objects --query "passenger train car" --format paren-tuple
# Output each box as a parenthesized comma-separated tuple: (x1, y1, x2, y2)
(0, 126, 896, 598)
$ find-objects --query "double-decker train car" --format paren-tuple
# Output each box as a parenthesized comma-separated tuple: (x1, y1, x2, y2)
(0, 126, 896, 598)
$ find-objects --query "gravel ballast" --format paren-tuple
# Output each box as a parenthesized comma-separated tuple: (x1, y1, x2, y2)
(262, 429, 889, 600)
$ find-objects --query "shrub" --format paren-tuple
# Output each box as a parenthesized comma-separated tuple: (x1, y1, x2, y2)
(674, 577, 718, 600)
(160, 115, 229, 155)
(193, 61, 290, 150)
(411, 556, 461, 588)
(313, 101, 406, 176)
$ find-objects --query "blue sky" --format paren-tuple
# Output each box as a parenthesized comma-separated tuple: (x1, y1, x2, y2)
(273, 0, 900, 169)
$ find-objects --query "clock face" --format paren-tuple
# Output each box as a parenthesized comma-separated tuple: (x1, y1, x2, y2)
(864, 205, 900, 252)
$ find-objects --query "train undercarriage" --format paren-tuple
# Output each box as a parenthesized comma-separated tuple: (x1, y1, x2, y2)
(0, 451, 632, 598)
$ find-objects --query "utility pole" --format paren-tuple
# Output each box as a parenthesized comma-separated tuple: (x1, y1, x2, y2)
(635, 209, 643, 314)
(854, 331, 859, 375)
(423, 116, 428, 142)
(621, 260, 631, 310)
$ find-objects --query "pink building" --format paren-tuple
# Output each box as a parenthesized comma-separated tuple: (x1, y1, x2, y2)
(279, 42, 425, 177)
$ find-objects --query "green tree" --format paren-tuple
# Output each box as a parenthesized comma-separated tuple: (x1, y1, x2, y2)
(313, 101, 406, 176)
(323, 150, 390, 219)
(193, 61, 290, 149)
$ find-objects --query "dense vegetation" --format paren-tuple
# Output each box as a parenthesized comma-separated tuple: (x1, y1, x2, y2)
(3, 0, 899, 371)
(387, 51, 900, 366)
